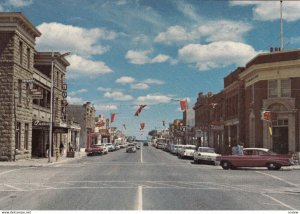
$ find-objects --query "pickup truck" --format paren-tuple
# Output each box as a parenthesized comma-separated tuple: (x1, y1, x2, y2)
(85, 144, 104, 156)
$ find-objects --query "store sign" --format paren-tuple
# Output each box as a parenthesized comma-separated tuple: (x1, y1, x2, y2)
(30, 89, 43, 99)
(33, 120, 50, 126)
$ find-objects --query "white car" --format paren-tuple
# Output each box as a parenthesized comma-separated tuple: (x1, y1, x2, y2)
(178, 145, 196, 159)
(194, 147, 221, 165)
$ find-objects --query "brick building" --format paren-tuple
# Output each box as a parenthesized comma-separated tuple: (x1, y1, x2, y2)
(66, 102, 96, 149)
(194, 50, 300, 157)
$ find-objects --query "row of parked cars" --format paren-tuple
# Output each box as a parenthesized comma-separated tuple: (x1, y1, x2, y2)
(85, 142, 130, 156)
(152, 142, 298, 170)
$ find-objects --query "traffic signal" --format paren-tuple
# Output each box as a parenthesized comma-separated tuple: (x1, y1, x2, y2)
(261, 111, 272, 121)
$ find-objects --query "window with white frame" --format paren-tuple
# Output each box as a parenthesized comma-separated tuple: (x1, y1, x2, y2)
(268, 79, 291, 98)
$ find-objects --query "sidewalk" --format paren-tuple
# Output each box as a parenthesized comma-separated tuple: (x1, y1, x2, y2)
(0, 151, 86, 167)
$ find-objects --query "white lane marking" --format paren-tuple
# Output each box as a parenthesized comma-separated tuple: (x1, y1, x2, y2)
(137, 185, 143, 210)
(4, 184, 23, 191)
(261, 193, 296, 210)
(141, 146, 143, 163)
(0, 167, 35, 176)
(256, 171, 299, 187)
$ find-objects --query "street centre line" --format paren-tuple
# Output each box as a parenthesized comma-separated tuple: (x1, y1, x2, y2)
(137, 185, 143, 210)
(141, 146, 143, 163)
(256, 171, 299, 187)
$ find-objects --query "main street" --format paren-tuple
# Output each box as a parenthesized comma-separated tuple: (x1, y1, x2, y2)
(0, 146, 299, 210)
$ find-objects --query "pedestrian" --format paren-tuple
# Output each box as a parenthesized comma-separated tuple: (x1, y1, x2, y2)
(236, 142, 244, 155)
(45, 143, 49, 158)
(59, 142, 64, 156)
(231, 143, 238, 155)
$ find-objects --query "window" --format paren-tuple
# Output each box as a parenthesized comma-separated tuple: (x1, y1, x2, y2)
(18, 80, 22, 104)
(16, 122, 21, 150)
(57, 71, 60, 87)
(25, 123, 29, 150)
(27, 48, 30, 69)
(281, 79, 291, 97)
(268, 79, 291, 98)
(268, 80, 278, 98)
(19, 41, 23, 65)
(26, 83, 30, 106)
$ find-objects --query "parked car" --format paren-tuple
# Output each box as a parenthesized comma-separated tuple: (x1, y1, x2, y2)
(126, 143, 136, 153)
(178, 145, 196, 159)
(105, 143, 114, 152)
(194, 147, 221, 165)
(102, 145, 108, 154)
(85, 144, 103, 156)
(217, 148, 295, 170)
(143, 142, 149, 146)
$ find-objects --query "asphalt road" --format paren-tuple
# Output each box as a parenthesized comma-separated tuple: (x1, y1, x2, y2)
(0, 145, 299, 210)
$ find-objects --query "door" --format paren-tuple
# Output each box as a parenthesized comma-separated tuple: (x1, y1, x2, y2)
(273, 127, 288, 154)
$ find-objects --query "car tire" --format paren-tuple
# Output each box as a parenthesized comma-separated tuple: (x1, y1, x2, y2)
(221, 161, 231, 170)
(267, 162, 281, 170)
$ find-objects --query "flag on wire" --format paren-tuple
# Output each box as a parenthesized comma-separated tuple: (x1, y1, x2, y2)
(123, 124, 126, 130)
(110, 113, 116, 123)
(140, 123, 145, 130)
(180, 99, 188, 111)
(134, 105, 147, 116)
(162, 120, 165, 126)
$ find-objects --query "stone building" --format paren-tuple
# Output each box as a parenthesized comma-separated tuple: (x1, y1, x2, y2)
(66, 102, 96, 149)
(0, 12, 41, 161)
(0, 12, 75, 161)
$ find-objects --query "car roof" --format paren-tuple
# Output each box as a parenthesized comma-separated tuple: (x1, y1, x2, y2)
(243, 148, 269, 152)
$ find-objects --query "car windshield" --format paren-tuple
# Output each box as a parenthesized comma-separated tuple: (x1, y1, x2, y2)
(202, 148, 215, 153)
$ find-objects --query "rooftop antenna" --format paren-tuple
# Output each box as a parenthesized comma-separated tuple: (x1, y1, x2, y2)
(280, 0, 283, 51)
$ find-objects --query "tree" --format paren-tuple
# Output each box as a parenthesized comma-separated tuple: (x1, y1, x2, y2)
(148, 130, 158, 138)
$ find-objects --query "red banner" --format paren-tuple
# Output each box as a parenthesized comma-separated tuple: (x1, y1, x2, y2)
(134, 105, 147, 116)
(111, 113, 116, 123)
(140, 123, 145, 130)
(180, 99, 188, 110)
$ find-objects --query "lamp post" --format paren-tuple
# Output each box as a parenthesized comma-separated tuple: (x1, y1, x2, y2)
(48, 52, 70, 163)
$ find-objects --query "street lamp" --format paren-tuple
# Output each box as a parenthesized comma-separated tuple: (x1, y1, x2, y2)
(48, 52, 71, 163)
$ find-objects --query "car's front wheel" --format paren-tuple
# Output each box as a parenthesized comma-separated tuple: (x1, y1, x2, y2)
(221, 161, 231, 170)
(267, 162, 281, 170)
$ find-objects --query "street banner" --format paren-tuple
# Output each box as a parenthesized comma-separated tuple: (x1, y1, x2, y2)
(111, 113, 116, 123)
(180, 99, 188, 110)
(134, 105, 147, 116)
(140, 123, 145, 130)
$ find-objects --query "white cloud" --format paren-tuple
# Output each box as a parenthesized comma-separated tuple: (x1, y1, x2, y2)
(175, 1, 202, 22)
(135, 94, 172, 105)
(36, 22, 117, 56)
(69, 88, 88, 96)
(125, 50, 172, 65)
(151, 54, 170, 63)
(7, 0, 32, 7)
(155, 20, 251, 44)
(131, 83, 149, 90)
(115, 76, 135, 84)
(230, 1, 300, 21)
(125, 50, 152, 65)
(104, 91, 133, 101)
(94, 104, 118, 111)
(143, 78, 165, 85)
(67, 55, 113, 78)
(97, 86, 112, 92)
(178, 41, 259, 71)
(132, 34, 149, 44)
(154, 25, 192, 44)
(67, 96, 85, 105)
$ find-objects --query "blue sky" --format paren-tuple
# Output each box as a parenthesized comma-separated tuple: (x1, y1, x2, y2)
(2, 0, 300, 138)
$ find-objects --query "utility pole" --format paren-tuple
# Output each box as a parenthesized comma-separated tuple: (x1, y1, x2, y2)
(280, 0, 283, 51)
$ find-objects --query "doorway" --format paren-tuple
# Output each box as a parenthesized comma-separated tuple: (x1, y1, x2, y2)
(272, 127, 288, 154)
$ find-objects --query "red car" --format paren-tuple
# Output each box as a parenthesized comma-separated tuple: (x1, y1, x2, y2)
(85, 144, 104, 156)
(217, 148, 295, 170)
